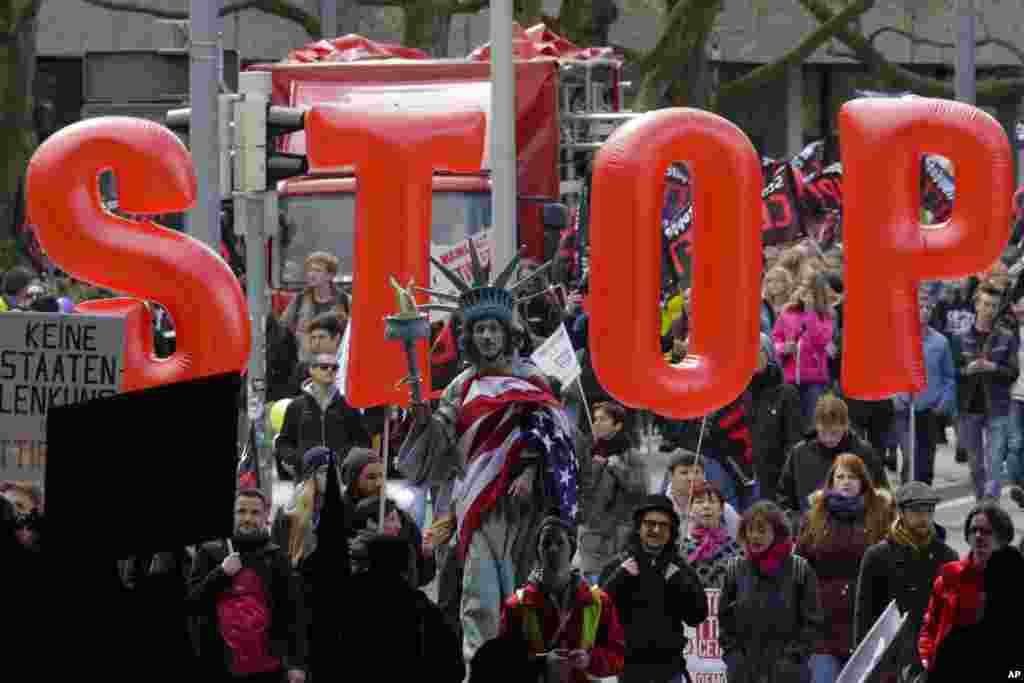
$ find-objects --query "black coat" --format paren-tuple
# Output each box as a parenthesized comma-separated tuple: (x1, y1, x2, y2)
(187, 538, 307, 676)
(276, 386, 372, 477)
(719, 555, 823, 683)
(599, 539, 708, 679)
(750, 363, 803, 502)
(854, 535, 959, 682)
(929, 547, 1024, 683)
(776, 431, 887, 522)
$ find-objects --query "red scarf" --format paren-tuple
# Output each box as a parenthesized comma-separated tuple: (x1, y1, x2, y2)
(747, 539, 794, 576)
(688, 526, 730, 565)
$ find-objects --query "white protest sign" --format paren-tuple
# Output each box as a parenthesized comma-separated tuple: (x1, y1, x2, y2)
(530, 323, 581, 388)
(430, 229, 493, 321)
(0, 312, 125, 482)
(335, 318, 351, 396)
(683, 588, 727, 683)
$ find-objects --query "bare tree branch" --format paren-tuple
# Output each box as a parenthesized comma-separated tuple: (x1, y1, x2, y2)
(799, 0, 1024, 101)
(716, 0, 873, 104)
(79, 0, 322, 38)
(867, 26, 1024, 65)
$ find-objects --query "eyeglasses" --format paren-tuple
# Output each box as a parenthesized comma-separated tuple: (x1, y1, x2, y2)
(313, 363, 339, 372)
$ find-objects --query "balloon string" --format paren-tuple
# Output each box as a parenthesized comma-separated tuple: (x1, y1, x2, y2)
(681, 414, 708, 541)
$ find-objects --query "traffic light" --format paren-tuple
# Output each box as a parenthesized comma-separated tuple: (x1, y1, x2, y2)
(165, 99, 308, 193)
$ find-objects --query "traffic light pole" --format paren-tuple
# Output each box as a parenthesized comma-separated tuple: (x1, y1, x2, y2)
(236, 71, 274, 505)
(188, 0, 222, 252)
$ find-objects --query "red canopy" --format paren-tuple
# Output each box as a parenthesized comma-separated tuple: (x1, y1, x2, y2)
(285, 34, 430, 63)
(468, 23, 619, 62)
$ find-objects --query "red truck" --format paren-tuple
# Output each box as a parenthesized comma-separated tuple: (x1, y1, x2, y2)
(244, 27, 626, 316)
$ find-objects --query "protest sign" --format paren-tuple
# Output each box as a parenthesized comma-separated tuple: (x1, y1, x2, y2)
(430, 229, 493, 320)
(530, 323, 582, 388)
(836, 600, 906, 683)
(0, 312, 125, 482)
(683, 588, 727, 683)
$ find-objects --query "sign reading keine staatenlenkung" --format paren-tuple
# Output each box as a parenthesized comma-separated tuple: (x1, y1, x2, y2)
(0, 312, 125, 482)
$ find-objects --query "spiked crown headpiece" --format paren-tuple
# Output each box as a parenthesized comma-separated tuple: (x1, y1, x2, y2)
(410, 237, 553, 330)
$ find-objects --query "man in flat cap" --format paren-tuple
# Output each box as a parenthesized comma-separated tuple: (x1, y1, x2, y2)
(853, 482, 957, 683)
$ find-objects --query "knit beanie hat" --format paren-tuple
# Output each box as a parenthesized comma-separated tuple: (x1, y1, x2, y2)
(300, 446, 333, 482)
(341, 447, 381, 488)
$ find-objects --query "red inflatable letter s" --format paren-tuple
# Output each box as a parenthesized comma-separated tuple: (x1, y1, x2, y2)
(26, 117, 251, 391)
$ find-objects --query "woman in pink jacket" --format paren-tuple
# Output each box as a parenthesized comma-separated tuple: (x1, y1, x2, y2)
(772, 272, 836, 429)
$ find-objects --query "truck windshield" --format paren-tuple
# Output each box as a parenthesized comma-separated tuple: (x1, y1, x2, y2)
(278, 191, 492, 288)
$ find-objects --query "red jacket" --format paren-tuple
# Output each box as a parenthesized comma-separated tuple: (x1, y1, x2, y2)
(918, 557, 984, 670)
(500, 578, 626, 682)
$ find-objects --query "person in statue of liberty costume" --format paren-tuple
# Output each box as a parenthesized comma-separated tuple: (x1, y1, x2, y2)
(398, 246, 580, 664)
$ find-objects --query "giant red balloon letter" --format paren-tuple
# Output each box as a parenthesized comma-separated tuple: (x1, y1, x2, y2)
(589, 109, 763, 419)
(304, 106, 485, 408)
(840, 98, 1013, 399)
(26, 117, 251, 391)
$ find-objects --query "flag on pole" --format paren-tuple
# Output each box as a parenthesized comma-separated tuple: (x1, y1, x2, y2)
(530, 323, 582, 389)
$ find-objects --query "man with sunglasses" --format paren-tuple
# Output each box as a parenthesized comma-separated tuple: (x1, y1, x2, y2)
(276, 352, 371, 480)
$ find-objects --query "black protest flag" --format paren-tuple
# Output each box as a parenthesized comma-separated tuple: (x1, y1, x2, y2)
(310, 448, 350, 680)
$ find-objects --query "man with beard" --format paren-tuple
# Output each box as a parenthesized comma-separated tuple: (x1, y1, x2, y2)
(853, 483, 956, 683)
(599, 495, 708, 683)
(400, 253, 579, 664)
(500, 515, 625, 683)
(189, 490, 307, 683)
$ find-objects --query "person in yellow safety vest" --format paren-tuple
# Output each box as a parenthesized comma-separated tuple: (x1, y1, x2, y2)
(498, 515, 625, 683)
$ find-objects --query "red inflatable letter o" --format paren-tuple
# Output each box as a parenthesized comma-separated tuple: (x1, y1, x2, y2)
(840, 98, 1013, 399)
(589, 109, 763, 419)
(26, 117, 251, 391)
(305, 106, 486, 408)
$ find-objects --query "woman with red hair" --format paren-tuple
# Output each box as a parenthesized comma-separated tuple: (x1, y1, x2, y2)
(796, 454, 894, 683)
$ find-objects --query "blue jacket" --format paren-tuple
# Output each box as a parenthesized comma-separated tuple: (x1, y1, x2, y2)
(953, 323, 1019, 417)
(892, 327, 957, 416)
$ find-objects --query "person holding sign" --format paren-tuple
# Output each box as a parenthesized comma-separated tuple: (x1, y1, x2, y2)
(853, 482, 956, 683)
(680, 481, 744, 683)
(720, 501, 823, 683)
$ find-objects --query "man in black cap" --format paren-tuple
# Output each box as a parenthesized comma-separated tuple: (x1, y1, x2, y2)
(599, 495, 708, 683)
(853, 482, 957, 683)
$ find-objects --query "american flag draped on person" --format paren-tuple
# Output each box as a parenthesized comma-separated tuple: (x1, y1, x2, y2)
(395, 244, 580, 663)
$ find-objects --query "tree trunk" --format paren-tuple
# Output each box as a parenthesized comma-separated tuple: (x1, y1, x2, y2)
(633, 0, 723, 111)
(402, 0, 454, 56)
(338, 0, 361, 36)
(430, 9, 453, 58)
(0, 2, 39, 241)
(514, 0, 544, 27)
(557, 0, 619, 47)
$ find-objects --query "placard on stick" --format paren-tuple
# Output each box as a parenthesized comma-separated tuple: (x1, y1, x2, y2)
(45, 372, 242, 558)
(0, 312, 125, 483)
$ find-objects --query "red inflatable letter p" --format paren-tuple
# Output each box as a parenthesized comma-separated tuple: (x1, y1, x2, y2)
(840, 98, 1013, 399)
